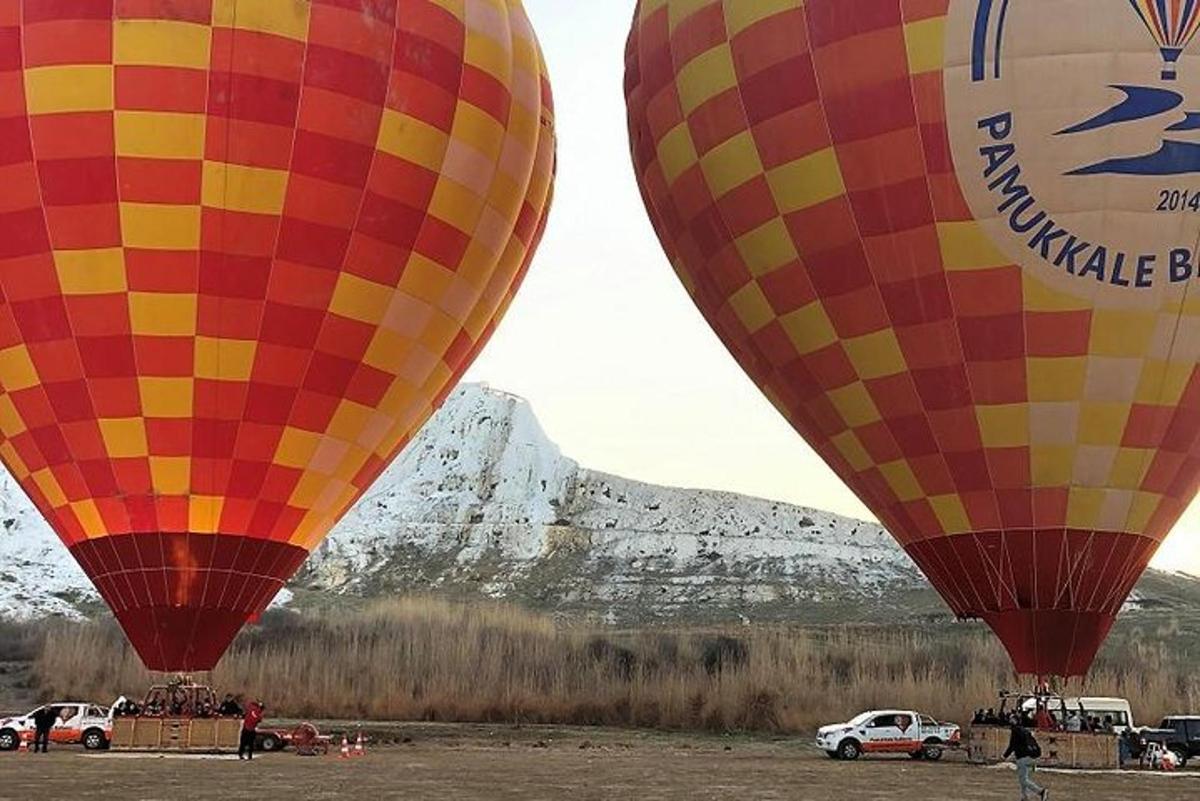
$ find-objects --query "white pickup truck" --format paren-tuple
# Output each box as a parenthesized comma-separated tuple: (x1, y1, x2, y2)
(0, 701, 115, 751)
(816, 709, 961, 760)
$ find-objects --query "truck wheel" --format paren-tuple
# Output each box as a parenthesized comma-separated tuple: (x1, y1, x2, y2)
(1170, 748, 1188, 769)
(259, 733, 282, 752)
(82, 728, 108, 751)
(922, 744, 944, 761)
(837, 739, 861, 760)
(0, 729, 18, 751)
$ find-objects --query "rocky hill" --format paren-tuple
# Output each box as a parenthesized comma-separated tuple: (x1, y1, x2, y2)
(2, 384, 1198, 627)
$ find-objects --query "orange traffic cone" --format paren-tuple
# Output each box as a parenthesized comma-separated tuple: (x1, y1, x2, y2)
(338, 735, 350, 759)
(353, 732, 365, 757)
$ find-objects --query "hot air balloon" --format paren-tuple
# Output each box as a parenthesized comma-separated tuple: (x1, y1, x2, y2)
(1128, 0, 1200, 79)
(0, 0, 554, 671)
(626, 0, 1200, 677)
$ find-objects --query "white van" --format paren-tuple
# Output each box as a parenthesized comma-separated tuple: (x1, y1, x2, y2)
(1021, 696, 1134, 733)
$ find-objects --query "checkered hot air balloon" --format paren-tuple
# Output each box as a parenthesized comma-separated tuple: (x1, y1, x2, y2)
(0, 0, 554, 671)
(1128, 0, 1200, 79)
(626, 0, 1200, 678)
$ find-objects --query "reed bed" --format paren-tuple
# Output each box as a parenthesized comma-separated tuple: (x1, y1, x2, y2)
(28, 598, 1200, 733)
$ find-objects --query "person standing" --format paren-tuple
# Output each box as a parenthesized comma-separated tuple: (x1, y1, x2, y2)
(238, 700, 264, 761)
(30, 706, 58, 753)
(1003, 722, 1048, 800)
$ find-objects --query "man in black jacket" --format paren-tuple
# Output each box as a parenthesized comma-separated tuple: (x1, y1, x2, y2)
(1003, 723, 1048, 799)
(30, 706, 58, 753)
(218, 694, 243, 717)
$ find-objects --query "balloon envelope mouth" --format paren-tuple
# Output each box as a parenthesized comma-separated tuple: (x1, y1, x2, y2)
(980, 609, 1117, 678)
(905, 528, 1156, 678)
(70, 533, 309, 671)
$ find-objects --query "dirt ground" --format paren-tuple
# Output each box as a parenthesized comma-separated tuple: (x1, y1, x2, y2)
(1, 723, 1197, 801)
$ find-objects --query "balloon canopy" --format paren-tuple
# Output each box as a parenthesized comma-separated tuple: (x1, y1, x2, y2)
(626, 0, 1200, 676)
(0, 0, 554, 670)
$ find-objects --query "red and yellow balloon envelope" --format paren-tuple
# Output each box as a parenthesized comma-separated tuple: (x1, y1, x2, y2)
(0, 0, 554, 670)
(627, 0, 1200, 677)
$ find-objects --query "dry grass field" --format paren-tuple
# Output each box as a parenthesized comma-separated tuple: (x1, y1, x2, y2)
(25, 598, 1200, 732)
(1, 723, 1197, 801)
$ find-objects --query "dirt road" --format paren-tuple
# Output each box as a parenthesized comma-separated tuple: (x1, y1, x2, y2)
(1, 724, 1195, 800)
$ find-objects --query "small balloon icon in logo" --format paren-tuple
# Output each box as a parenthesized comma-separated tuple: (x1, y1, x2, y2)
(1128, 0, 1200, 80)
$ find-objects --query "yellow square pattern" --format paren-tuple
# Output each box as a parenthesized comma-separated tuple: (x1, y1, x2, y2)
(24, 66, 113, 115)
(766, 148, 846, 213)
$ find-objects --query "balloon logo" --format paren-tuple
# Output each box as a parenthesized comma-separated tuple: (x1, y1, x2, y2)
(0, 1, 554, 670)
(1128, 0, 1200, 79)
(626, 0, 1200, 677)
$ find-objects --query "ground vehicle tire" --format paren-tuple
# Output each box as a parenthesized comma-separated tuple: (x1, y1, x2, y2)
(921, 742, 944, 761)
(259, 733, 283, 752)
(1170, 748, 1188, 769)
(0, 729, 18, 751)
(82, 728, 108, 751)
(836, 739, 861, 760)
(825, 750, 839, 759)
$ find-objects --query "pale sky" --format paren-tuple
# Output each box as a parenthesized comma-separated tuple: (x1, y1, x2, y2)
(465, 1, 1199, 575)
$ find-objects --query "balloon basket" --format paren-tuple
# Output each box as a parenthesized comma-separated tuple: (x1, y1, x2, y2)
(109, 716, 242, 752)
(967, 726, 1119, 769)
(1162, 47, 1182, 81)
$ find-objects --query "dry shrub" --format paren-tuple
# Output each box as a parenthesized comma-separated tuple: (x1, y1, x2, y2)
(29, 598, 1200, 733)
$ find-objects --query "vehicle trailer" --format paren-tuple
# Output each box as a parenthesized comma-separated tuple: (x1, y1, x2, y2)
(257, 722, 330, 755)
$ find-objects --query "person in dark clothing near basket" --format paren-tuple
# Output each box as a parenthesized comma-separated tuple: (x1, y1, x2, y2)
(238, 700, 264, 760)
(218, 694, 243, 717)
(30, 706, 58, 753)
(1004, 722, 1048, 800)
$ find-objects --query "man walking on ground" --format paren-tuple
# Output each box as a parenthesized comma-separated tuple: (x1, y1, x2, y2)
(238, 700, 264, 761)
(30, 706, 58, 753)
(1004, 721, 1048, 800)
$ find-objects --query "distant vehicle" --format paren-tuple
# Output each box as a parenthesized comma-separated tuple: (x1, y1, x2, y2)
(1135, 716, 1200, 768)
(0, 702, 113, 750)
(816, 710, 961, 761)
(1017, 695, 1135, 733)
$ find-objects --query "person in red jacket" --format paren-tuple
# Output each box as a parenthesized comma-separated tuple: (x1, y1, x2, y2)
(238, 701, 265, 761)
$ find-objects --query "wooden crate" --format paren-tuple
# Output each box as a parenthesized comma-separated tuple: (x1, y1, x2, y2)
(967, 726, 1118, 769)
(111, 717, 241, 752)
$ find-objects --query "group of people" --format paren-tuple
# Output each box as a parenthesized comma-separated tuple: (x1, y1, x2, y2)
(971, 706, 1117, 733)
(113, 690, 246, 720)
(1063, 713, 1118, 733)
